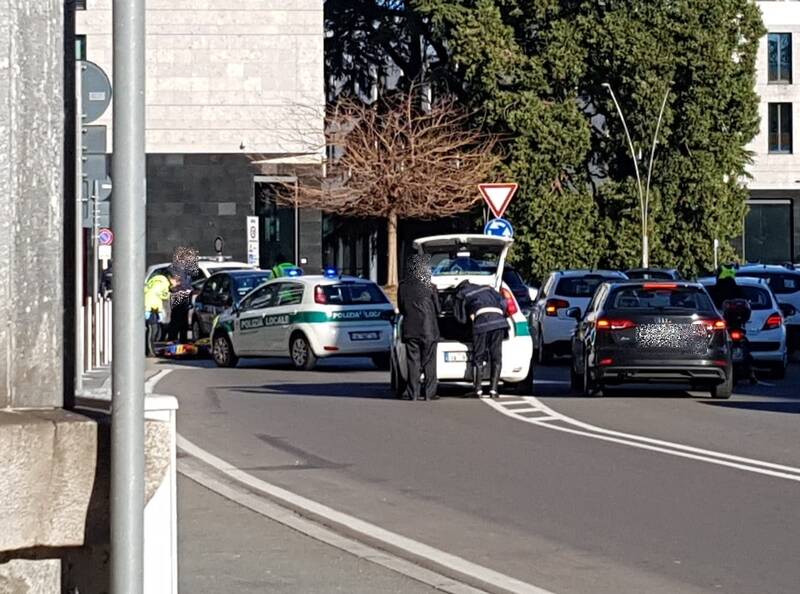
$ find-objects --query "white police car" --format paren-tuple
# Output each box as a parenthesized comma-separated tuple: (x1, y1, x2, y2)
(210, 271, 395, 370)
(391, 235, 534, 395)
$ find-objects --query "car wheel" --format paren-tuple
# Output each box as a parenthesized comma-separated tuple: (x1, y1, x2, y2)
(583, 357, 599, 397)
(768, 360, 787, 380)
(390, 354, 407, 399)
(372, 352, 391, 371)
(191, 319, 203, 341)
(212, 333, 238, 368)
(710, 370, 733, 399)
(537, 331, 552, 365)
(290, 333, 317, 371)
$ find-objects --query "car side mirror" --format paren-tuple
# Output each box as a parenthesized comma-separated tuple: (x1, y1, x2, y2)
(528, 287, 539, 301)
(565, 307, 582, 320)
(780, 303, 797, 318)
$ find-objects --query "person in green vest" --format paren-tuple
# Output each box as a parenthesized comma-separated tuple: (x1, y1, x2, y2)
(144, 272, 177, 356)
(271, 262, 302, 278)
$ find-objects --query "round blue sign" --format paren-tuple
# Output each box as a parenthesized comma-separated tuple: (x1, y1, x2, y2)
(484, 218, 514, 238)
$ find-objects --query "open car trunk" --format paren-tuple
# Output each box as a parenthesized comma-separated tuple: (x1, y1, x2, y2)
(437, 288, 472, 343)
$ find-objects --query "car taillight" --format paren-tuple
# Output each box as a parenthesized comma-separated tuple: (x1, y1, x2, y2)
(545, 298, 569, 316)
(500, 287, 519, 316)
(763, 313, 783, 330)
(730, 329, 744, 341)
(596, 318, 636, 331)
(314, 286, 327, 304)
(643, 283, 678, 290)
(694, 319, 726, 331)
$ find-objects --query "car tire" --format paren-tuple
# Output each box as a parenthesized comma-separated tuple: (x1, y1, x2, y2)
(212, 333, 238, 368)
(768, 360, 787, 380)
(711, 371, 733, 399)
(290, 333, 317, 371)
(372, 353, 391, 371)
(537, 331, 552, 365)
(583, 357, 600, 397)
(390, 354, 407, 399)
(191, 319, 203, 341)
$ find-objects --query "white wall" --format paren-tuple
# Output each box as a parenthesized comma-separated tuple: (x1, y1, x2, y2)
(77, 0, 324, 156)
(748, 2, 800, 189)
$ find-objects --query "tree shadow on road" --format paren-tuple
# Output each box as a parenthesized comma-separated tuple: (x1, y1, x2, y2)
(216, 381, 397, 400)
(700, 400, 800, 415)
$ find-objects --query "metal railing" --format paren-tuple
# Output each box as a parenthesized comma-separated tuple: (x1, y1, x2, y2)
(82, 296, 113, 371)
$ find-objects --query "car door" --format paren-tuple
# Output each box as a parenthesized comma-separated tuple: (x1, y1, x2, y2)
(575, 284, 608, 370)
(269, 282, 306, 351)
(235, 284, 280, 355)
(195, 275, 223, 335)
(532, 274, 557, 341)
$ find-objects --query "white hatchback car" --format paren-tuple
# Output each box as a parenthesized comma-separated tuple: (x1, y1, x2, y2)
(211, 275, 395, 370)
(530, 270, 628, 362)
(699, 276, 789, 378)
(736, 264, 800, 351)
(390, 234, 534, 396)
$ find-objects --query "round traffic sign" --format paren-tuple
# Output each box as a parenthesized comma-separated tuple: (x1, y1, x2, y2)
(484, 218, 514, 238)
(80, 61, 112, 124)
(98, 228, 114, 246)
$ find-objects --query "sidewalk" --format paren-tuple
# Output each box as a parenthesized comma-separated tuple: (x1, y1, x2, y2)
(178, 475, 438, 594)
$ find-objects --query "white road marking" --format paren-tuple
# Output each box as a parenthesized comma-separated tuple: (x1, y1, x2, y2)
(150, 368, 554, 594)
(484, 396, 800, 483)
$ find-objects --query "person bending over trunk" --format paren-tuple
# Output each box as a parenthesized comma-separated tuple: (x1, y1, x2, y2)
(454, 281, 508, 398)
(398, 254, 440, 401)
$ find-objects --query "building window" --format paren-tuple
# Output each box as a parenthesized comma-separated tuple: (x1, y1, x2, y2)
(76, 0, 86, 9)
(768, 33, 792, 84)
(75, 35, 86, 61)
(768, 103, 792, 154)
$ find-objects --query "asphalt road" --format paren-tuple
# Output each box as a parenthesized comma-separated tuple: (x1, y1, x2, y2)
(162, 355, 800, 594)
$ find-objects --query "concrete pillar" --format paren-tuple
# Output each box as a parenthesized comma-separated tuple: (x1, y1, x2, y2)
(0, 0, 64, 408)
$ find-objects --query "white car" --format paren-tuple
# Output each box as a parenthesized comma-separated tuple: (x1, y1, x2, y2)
(390, 234, 534, 396)
(699, 276, 789, 377)
(530, 270, 628, 362)
(736, 264, 800, 350)
(211, 274, 395, 370)
(145, 257, 256, 284)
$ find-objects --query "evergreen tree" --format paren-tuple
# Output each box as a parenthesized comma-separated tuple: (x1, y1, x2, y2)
(414, 0, 764, 279)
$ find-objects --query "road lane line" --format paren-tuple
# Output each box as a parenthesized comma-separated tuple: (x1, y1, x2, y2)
(177, 435, 554, 594)
(145, 368, 173, 394)
(483, 397, 800, 483)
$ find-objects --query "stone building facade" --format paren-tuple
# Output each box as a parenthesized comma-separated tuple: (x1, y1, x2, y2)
(76, 0, 325, 268)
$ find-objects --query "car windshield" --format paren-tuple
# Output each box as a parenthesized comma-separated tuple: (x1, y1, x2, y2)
(556, 276, 618, 298)
(608, 286, 714, 312)
(428, 246, 502, 276)
(233, 273, 273, 298)
(322, 283, 388, 304)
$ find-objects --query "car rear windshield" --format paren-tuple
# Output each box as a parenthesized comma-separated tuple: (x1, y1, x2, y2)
(742, 272, 800, 295)
(233, 273, 272, 297)
(503, 269, 527, 290)
(428, 246, 503, 277)
(740, 286, 773, 310)
(608, 286, 714, 313)
(322, 283, 388, 305)
(556, 276, 618, 298)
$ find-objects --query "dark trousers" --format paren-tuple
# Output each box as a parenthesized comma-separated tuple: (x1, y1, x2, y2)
(473, 329, 504, 377)
(166, 300, 190, 343)
(405, 338, 438, 400)
(146, 311, 162, 357)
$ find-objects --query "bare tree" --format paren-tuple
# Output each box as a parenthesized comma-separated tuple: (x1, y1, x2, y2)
(278, 91, 501, 287)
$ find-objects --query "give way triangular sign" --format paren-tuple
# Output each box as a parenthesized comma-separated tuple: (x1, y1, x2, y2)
(479, 183, 518, 219)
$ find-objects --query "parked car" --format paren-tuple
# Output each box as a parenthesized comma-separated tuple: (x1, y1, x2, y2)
(530, 269, 628, 362)
(570, 280, 734, 398)
(391, 234, 534, 395)
(192, 269, 273, 339)
(735, 264, 800, 351)
(145, 256, 256, 284)
(625, 268, 682, 281)
(698, 276, 791, 378)
(211, 275, 394, 370)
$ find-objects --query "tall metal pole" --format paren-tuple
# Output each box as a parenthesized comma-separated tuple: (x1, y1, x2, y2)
(111, 0, 146, 592)
(644, 86, 670, 269)
(75, 62, 85, 390)
(92, 179, 100, 299)
(602, 82, 647, 268)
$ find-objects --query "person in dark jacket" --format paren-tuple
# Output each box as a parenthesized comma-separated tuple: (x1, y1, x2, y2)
(454, 281, 508, 398)
(398, 254, 440, 401)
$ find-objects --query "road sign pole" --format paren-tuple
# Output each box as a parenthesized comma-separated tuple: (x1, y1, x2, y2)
(111, 0, 146, 592)
(75, 61, 84, 391)
(92, 179, 100, 299)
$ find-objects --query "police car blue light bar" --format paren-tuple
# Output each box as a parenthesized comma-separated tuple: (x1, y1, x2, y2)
(323, 267, 339, 278)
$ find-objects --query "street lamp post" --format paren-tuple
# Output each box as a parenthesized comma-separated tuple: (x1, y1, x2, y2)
(602, 82, 670, 269)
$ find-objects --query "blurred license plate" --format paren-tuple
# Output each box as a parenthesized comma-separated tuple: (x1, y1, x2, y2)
(444, 352, 470, 363)
(350, 331, 379, 341)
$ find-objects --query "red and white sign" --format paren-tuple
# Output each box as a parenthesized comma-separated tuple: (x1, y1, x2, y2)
(479, 183, 518, 219)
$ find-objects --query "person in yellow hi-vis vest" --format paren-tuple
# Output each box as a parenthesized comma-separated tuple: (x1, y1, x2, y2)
(145, 272, 177, 356)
